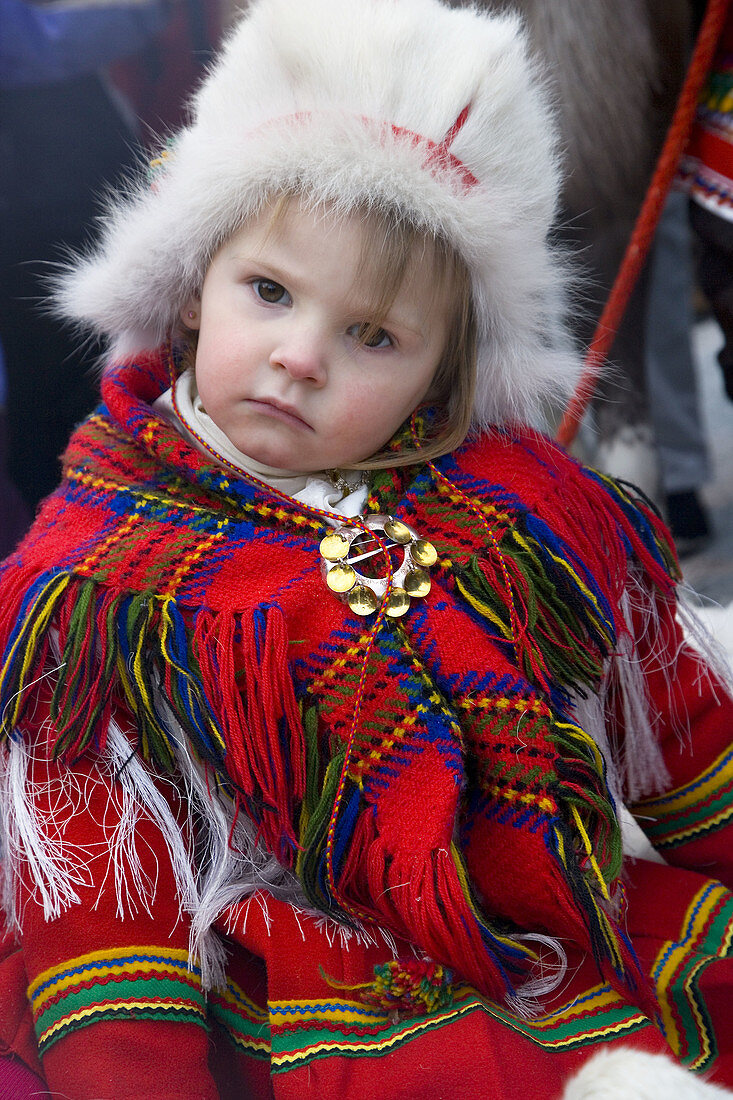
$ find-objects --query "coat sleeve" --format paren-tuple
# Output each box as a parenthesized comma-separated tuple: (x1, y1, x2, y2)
(6, 686, 220, 1100)
(627, 592, 733, 889)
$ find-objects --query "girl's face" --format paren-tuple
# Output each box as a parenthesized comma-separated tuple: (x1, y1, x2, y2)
(183, 203, 450, 472)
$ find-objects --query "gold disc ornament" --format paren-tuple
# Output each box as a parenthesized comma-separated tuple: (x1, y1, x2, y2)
(412, 539, 438, 567)
(319, 515, 437, 618)
(384, 587, 411, 618)
(384, 518, 412, 544)
(326, 563, 357, 593)
(320, 531, 351, 561)
(404, 568, 431, 598)
(347, 585, 380, 616)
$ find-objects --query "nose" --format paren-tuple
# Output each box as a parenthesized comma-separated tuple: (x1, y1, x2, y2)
(269, 324, 328, 385)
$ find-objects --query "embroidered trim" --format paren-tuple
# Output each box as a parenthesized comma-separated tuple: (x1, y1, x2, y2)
(652, 881, 733, 1071)
(633, 746, 733, 850)
(28, 946, 206, 1052)
(209, 975, 271, 1059)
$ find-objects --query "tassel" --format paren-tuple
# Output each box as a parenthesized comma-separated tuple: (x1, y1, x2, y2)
(118, 593, 201, 767)
(451, 447, 679, 708)
(355, 838, 535, 1003)
(549, 818, 659, 1022)
(542, 716, 658, 1018)
(239, 607, 305, 863)
(0, 570, 71, 736)
(297, 736, 348, 914)
(192, 605, 305, 864)
(453, 514, 616, 702)
(157, 598, 228, 768)
(51, 587, 120, 759)
(323, 959, 456, 1018)
(305, 772, 537, 1001)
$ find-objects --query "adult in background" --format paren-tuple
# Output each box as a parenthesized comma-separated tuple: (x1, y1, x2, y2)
(0, 0, 171, 519)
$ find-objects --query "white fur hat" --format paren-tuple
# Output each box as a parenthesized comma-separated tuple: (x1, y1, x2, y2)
(57, 0, 579, 429)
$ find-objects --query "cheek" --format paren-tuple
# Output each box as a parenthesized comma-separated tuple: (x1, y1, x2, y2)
(195, 326, 244, 394)
(195, 322, 230, 367)
(193, 350, 231, 416)
(333, 382, 416, 450)
(386, 370, 437, 416)
(343, 370, 430, 422)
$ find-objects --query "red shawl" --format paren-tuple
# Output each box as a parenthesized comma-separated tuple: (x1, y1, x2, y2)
(0, 350, 680, 1017)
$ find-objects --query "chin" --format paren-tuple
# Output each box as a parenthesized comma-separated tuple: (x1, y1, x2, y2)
(244, 447, 293, 468)
(237, 441, 308, 472)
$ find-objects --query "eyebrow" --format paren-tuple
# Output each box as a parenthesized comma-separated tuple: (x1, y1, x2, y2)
(376, 312, 424, 340)
(228, 250, 291, 284)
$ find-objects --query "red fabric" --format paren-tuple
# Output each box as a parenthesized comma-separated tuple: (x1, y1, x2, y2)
(1, 355, 732, 1095)
(3, 707, 220, 1100)
(214, 864, 733, 1098)
(41, 1022, 218, 1100)
(0, 930, 41, 1078)
(2, 658, 733, 1096)
(0, 353, 686, 1014)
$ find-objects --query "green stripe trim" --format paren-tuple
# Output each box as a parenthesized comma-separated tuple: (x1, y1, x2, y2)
(209, 980, 271, 1058)
(39, 1004, 206, 1053)
(34, 971, 207, 1051)
(267, 985, 651, 1072)
(643, 793, 733, 848)
(651, 883, 733, 1071)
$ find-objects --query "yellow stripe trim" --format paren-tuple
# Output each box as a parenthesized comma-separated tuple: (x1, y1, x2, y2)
(39, 999, 205, 1043)
(652, 882, 732, 1063)
(28, 946, 193, 999)
(635, 747, 733, 817)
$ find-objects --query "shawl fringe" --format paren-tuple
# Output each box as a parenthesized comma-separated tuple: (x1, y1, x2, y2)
(451, 463, 679, 706)
(0, 569, 305, 866)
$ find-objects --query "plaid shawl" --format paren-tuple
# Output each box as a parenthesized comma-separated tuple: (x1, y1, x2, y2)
(0, 350, 679, 1015)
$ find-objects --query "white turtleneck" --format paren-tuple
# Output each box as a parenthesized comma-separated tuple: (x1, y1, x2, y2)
(153, 368, 368, 522)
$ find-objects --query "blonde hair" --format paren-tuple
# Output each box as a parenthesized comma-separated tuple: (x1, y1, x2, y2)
(177, 192, 478, 468)
(346, 205, 477, 469)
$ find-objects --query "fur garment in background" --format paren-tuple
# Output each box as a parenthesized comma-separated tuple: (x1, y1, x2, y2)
(562, 1049, 733, 1099)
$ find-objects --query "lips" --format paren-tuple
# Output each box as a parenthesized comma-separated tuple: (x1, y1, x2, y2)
(245, 397, 313, 430)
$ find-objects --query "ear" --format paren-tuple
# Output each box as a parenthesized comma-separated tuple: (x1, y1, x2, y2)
(180, 296, 201, 330)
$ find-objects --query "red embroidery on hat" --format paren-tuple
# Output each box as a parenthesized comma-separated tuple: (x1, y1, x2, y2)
(390, 103, 478, 192)
(255, 105, 479, 194)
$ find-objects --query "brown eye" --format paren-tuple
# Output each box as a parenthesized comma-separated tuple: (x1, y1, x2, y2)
(253, 279, 290, 305)
(349, 322, 393, 349)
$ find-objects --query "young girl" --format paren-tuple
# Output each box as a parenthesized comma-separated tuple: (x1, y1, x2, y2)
(1, 1, 732, 1097)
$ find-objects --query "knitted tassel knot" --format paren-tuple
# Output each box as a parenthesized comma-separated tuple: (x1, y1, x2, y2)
(325, 959, 456, 1018)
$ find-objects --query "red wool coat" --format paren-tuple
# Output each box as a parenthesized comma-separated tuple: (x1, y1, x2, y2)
(0, 352, 732, 1099)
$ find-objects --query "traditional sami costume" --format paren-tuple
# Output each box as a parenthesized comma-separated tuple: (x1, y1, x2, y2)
(3, 0, 733, 1094)
(0, 351, 732, 1098)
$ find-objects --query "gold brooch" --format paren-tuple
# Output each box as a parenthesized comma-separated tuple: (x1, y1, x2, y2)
(319, 514, 437, 618)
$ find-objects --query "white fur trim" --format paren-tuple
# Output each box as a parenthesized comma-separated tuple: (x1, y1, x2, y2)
(562, 1048, 733, 1099)
(55, 0, 581, 429)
